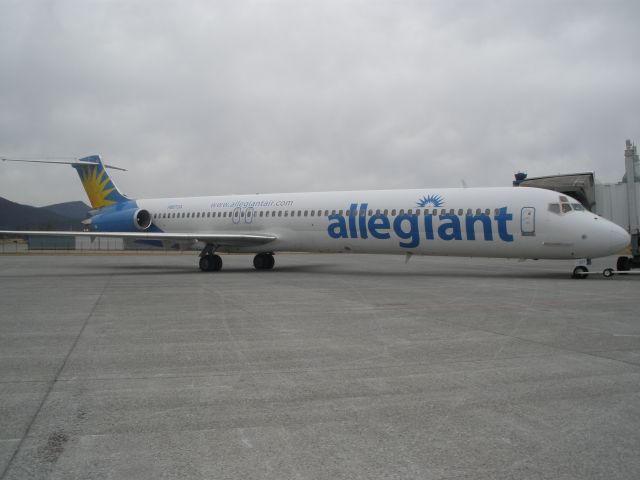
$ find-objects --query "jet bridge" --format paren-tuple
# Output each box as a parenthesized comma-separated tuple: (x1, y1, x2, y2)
(515, 140, 640, 269)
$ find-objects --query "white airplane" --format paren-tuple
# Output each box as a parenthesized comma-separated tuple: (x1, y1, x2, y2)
(1, 155, 631, 278)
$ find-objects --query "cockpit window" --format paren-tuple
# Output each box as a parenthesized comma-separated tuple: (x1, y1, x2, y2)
(571, 203, 585, 211)
(548, 203, 561, 214)
(561, 203, 572, 213)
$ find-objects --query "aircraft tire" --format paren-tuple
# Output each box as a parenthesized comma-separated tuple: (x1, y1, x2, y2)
(571, 266, 588, 279)
(199, 254, 223, 272)
(211, 254, 223, 271)
(253, 253, 274, 270)
(199, 255, 212, 272)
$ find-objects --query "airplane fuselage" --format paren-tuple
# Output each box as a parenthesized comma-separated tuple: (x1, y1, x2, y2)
(96, 186, 629, 260)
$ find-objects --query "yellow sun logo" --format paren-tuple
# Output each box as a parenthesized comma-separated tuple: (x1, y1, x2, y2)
(79, 165, 117, 208)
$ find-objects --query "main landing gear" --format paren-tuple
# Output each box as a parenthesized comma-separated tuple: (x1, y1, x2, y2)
(199, 253, 223, 272)
(253, 252, 275, 270)
(198, 246, 275, 272)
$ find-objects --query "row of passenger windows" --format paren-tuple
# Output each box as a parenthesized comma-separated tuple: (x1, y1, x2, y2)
(152, 208, 504, 220)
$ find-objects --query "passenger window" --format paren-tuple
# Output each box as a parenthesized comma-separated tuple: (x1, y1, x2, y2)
(408, 209, 413, 215)
(284, 211, 288, 217)
(432, 209, 438, 216)
(571, 203, 585, 211)
(304, 210, 308, 216)
(345, 210, 350, 216)
(391, 209, 397, 216)
(466, 208, 472, 216)
(548, 203, 561, 214)
(424, 209, 429, 215)
(450, 209, 455, 215)
(475, 208, 481, 215)
(458, 209, 463, 216)
(339, 210, 343, 215)
(485, 209, 490, 215)
(415, 209, 420, 215)
(331, 210, 336, 215)
(278, 211, 282, 217)
(561, 203, 572, 213)
(310, 210, 315, 217)
(368, 209, 373, 216)
(384, 209, 389, 215)
(376, 209, 381, 215)
(297, 210, 302, 216)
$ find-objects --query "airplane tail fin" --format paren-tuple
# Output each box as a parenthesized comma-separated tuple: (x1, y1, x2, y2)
(73, 155, 129, 209)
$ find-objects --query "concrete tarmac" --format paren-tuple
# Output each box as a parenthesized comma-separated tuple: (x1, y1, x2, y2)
(1, 253, 639, 479)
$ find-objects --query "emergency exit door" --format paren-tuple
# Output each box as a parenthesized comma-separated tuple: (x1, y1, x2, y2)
(521, 207, 535, 235)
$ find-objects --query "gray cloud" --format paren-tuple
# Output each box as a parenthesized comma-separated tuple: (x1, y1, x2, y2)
(1, 0, 639, 205)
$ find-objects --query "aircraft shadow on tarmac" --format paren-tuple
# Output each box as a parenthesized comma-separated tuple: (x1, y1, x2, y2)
(0, 262, 582, 280)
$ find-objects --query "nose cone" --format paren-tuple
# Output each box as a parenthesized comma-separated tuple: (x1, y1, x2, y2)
(610, 223, 631, 254)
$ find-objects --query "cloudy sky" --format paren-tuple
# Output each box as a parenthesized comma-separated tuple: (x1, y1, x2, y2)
(1, 0, 639, 206)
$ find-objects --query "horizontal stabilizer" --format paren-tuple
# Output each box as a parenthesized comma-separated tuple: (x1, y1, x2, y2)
(1, 157, 127, 171)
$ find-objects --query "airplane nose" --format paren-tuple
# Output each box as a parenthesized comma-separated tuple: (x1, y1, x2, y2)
(610, 224, 631, 253)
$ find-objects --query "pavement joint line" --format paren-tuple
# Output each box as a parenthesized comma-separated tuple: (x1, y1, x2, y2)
(0, 274, 113, 480)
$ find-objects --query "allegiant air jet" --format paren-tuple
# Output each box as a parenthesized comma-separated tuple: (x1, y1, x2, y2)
(1, 155, 631, 278)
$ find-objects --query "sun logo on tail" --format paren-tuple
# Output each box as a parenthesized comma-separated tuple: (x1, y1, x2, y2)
(417, 194, 444, 208)
(78, 165, 118, 208)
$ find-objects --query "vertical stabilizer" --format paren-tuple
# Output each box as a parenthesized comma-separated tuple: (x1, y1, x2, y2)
(73, 155, 129, 208)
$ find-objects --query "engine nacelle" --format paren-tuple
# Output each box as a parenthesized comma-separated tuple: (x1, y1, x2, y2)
(134, 209, 152, 231)
(91, 207, 153, 232)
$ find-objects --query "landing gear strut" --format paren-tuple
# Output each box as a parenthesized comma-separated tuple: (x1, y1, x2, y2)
(253, 252, 275, 270)
(199, 244, 222, 272)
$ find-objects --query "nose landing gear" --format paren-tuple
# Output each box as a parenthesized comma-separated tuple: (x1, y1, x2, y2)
(571, 266, 589, 279)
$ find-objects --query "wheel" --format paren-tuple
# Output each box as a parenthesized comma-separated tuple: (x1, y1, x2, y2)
(199, 255, 211, 272)
(617, 256, 631, 271)
(571, 266, 588, 279)
(199, 254, 223, 272)
(603, 268, 614, 278)
(211, 254, 223, 271)
(253, 253, 274, 270)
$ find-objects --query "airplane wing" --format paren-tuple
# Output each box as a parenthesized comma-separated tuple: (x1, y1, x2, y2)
(0, 230, 276, 247)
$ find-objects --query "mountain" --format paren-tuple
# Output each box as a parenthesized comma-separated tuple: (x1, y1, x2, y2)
(42, 201, 91, 220)
(0, 197, 90, 231)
